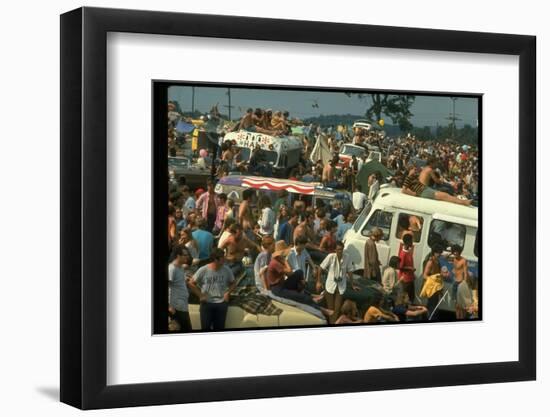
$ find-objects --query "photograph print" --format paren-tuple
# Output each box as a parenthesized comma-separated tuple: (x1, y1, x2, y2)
(157, 82, 481, 334)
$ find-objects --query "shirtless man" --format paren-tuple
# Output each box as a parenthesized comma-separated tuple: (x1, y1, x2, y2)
(239, 108, 255, 131)
(263, 109, 273, 129)
(322, 156, 339, 186)
(219, 223, 260, 278)
(252, 108, 264, 127)
(220, 142, 235, 169)
(249, 108, 280, 135)
(397, 213, 423, 240)
(451, 244, 469, 319)
(402, 165, 471, 206)
(238, 188, 255, 230)
(293, 212, 319, 251)
(419, 159, 444, 188)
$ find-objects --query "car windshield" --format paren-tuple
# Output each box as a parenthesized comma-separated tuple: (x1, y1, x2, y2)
(342, 145, 365, 157)
(368, 151, 381, 160)
(168, 158, 189, 168)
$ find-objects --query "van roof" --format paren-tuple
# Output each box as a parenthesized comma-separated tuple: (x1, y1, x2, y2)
(374, 187, 478, 222)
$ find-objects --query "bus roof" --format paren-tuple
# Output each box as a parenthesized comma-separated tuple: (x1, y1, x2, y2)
(218, 175, 347, 198)
(374, 187, 478, 222)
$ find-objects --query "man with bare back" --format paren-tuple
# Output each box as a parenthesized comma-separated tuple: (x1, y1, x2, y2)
(322, 156, 340, 188)
(238, 188, 255, 231)
(402, 164, 472, 206)
(451, 244, 469, 319)
(239, 108, 255, 131)
(419, 159, 472, 205)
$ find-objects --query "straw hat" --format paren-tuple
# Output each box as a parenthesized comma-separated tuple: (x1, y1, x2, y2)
(273, 240, 291, 258)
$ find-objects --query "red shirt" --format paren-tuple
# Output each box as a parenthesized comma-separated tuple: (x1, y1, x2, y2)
(266, 258, 285, 287)
(398, 245, 415, 283)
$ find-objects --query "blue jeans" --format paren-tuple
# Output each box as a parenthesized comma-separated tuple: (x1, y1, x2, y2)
(227, 260, 244, 278)
(271, 270, 319, 309)
(452, 281, 459, 301)
(200, 302, 229, 330)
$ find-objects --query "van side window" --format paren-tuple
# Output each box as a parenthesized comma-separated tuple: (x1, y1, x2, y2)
(361, 209, 393, 240)
(428, 219, 466, 251)
(395, 213, 424, 243)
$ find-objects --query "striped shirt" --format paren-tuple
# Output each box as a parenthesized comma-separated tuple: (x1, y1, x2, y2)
(403, 174, 425, 196)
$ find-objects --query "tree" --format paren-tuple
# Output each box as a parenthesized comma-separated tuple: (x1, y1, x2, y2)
(346, 93, 416, 132)
(412, 126, 434, 141)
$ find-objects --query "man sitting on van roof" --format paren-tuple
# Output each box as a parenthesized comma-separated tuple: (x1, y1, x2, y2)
(239, 108, 254, 131)
(402, 167, 472, 207)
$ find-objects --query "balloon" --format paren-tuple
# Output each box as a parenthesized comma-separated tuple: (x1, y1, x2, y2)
(378, 119, 385, 127)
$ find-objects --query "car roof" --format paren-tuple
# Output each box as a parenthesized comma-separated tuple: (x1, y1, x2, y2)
(373, 186, 478, 222)
(342, 144, 366, 150)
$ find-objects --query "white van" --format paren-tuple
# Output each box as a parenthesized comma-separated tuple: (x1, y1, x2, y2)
(223, 130, 303, 176)
(343, 186, 479, 312)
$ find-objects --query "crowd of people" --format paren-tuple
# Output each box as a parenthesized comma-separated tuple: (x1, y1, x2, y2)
(166, 102, 479, 332)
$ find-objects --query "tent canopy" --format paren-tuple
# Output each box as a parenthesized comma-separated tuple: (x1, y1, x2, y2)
(309, 134, 332, 165)
(356, 160, 394, 192)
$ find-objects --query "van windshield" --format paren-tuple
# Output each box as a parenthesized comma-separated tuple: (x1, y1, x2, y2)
(236, 147, 251, 162)
(342, 145, 366, 157)
(353, 201, 372, 233)
(286, 149, 301, 167)
(263, 151, 278, 164)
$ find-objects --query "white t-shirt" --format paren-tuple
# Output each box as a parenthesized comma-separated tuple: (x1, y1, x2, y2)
(258, 207, 275, 235)
(382, 266, 397, 294)
(287, 248, 313, 281)
(352, 191, 367, 211)
(320, 252, 354, 295)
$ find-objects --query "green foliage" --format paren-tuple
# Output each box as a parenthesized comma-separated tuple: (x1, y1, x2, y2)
(411, 126, 434, 141)
(434, 124, 478, 144)
(303, 114, 364, 127)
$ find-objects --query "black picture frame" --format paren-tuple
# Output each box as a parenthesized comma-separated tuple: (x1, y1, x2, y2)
(60, 6, 536, 410)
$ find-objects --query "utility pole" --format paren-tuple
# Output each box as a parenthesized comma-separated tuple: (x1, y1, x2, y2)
(445, 97, 461, 140)
(227, 87, 232, 120)
(191, 86, 195, 114)
(451, 97, 457, 139)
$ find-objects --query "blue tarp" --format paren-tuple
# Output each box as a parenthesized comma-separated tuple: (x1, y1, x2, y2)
(175, 121, 195, 134)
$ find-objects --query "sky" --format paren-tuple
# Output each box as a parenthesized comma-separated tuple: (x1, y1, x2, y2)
(168, 85, 479, 128)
